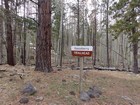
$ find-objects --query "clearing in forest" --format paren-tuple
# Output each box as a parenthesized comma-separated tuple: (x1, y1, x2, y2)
(0, 65, 140, 105)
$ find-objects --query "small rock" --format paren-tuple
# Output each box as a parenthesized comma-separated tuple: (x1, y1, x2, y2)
(72, 74, 80, 79)
(80, 91, 90, 101)
(0, 75, 3, 78)
(69, 91, 76, 96)
(87, 86, 102, 98)
(0, 88, 3, 92)
(71, 65, 75, 70)
(76, 67, 80, 70)
(22, 83, 37, 95)
(19, 97, 29, 104)
(9, 73, 16, 76)
(9, 78, 13, 81)
(36, 96, 44, 102)
(62, 79, 66, 83)
(36, 78, 41, 83)
(57, 68, 62, 71)
(65, 96, 70, 98)
(0, 73, 5, 78)
(87, 89, 94, 98)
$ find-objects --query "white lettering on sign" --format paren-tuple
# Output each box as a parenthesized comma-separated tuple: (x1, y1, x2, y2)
(71, 46, 93, 51)
(73, 51, 90, 55)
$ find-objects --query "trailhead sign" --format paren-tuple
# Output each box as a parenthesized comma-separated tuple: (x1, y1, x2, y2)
(71, 46, 93, 93)
(71, 46, 93, 57)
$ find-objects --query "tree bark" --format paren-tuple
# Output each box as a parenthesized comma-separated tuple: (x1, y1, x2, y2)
(93, 12, 97, 66)
(58, 0, 64, 70)
(77, 0, 80, 67)
(132, 26, 138, 73)
(131, 6, 139, 73)
(133, 42, 138, 73)
(13, 0, 18, 64)
(35, 0, 53, 72)
(0, 15, 3, 65)
(23, 0, 26, 65)
(4, 0, 15, 66)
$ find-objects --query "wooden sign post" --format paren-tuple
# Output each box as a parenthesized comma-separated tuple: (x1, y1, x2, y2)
(71, 46, 93, 93)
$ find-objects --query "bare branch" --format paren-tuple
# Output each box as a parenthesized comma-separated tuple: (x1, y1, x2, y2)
(27, 17, 39, 25)
(30, 0, 38, 5)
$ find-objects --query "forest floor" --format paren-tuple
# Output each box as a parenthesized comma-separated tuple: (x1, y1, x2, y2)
(0, 64, 140, 105)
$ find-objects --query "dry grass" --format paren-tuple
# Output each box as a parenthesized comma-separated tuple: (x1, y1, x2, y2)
(0, 65, 140, 105)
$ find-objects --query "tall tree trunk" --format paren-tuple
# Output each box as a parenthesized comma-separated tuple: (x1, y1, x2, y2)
(133, 43, 138, 73)
(18, 23, 23, 64)
(82, 15, 84, 45)
(132, 28, 138, 73)
(57, 0, 64, 70)
(93, 7, 97, 66)
(23, 0, 26, 65)
(60, 15, 64, 69)
(35, 0, 53, 72)
(4, 0, 15, 66)
(131, 7, 139, 73)
(13, 0, 18, 64)
(106, 0, 110, 67)
(0, 14, 3, 64)
(77, 0, 80, 67)
(92, 0, 97, 66)
(120, 34, 124, 69)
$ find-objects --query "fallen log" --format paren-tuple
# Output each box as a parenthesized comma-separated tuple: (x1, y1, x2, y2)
(75, 67, 93, 70)
(94, 66, 116, 70)
(94, 66, 128, 71)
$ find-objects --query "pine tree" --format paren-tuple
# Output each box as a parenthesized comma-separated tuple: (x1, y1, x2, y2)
(110, 0, 140, 73)
(35, 0, 53, 72)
